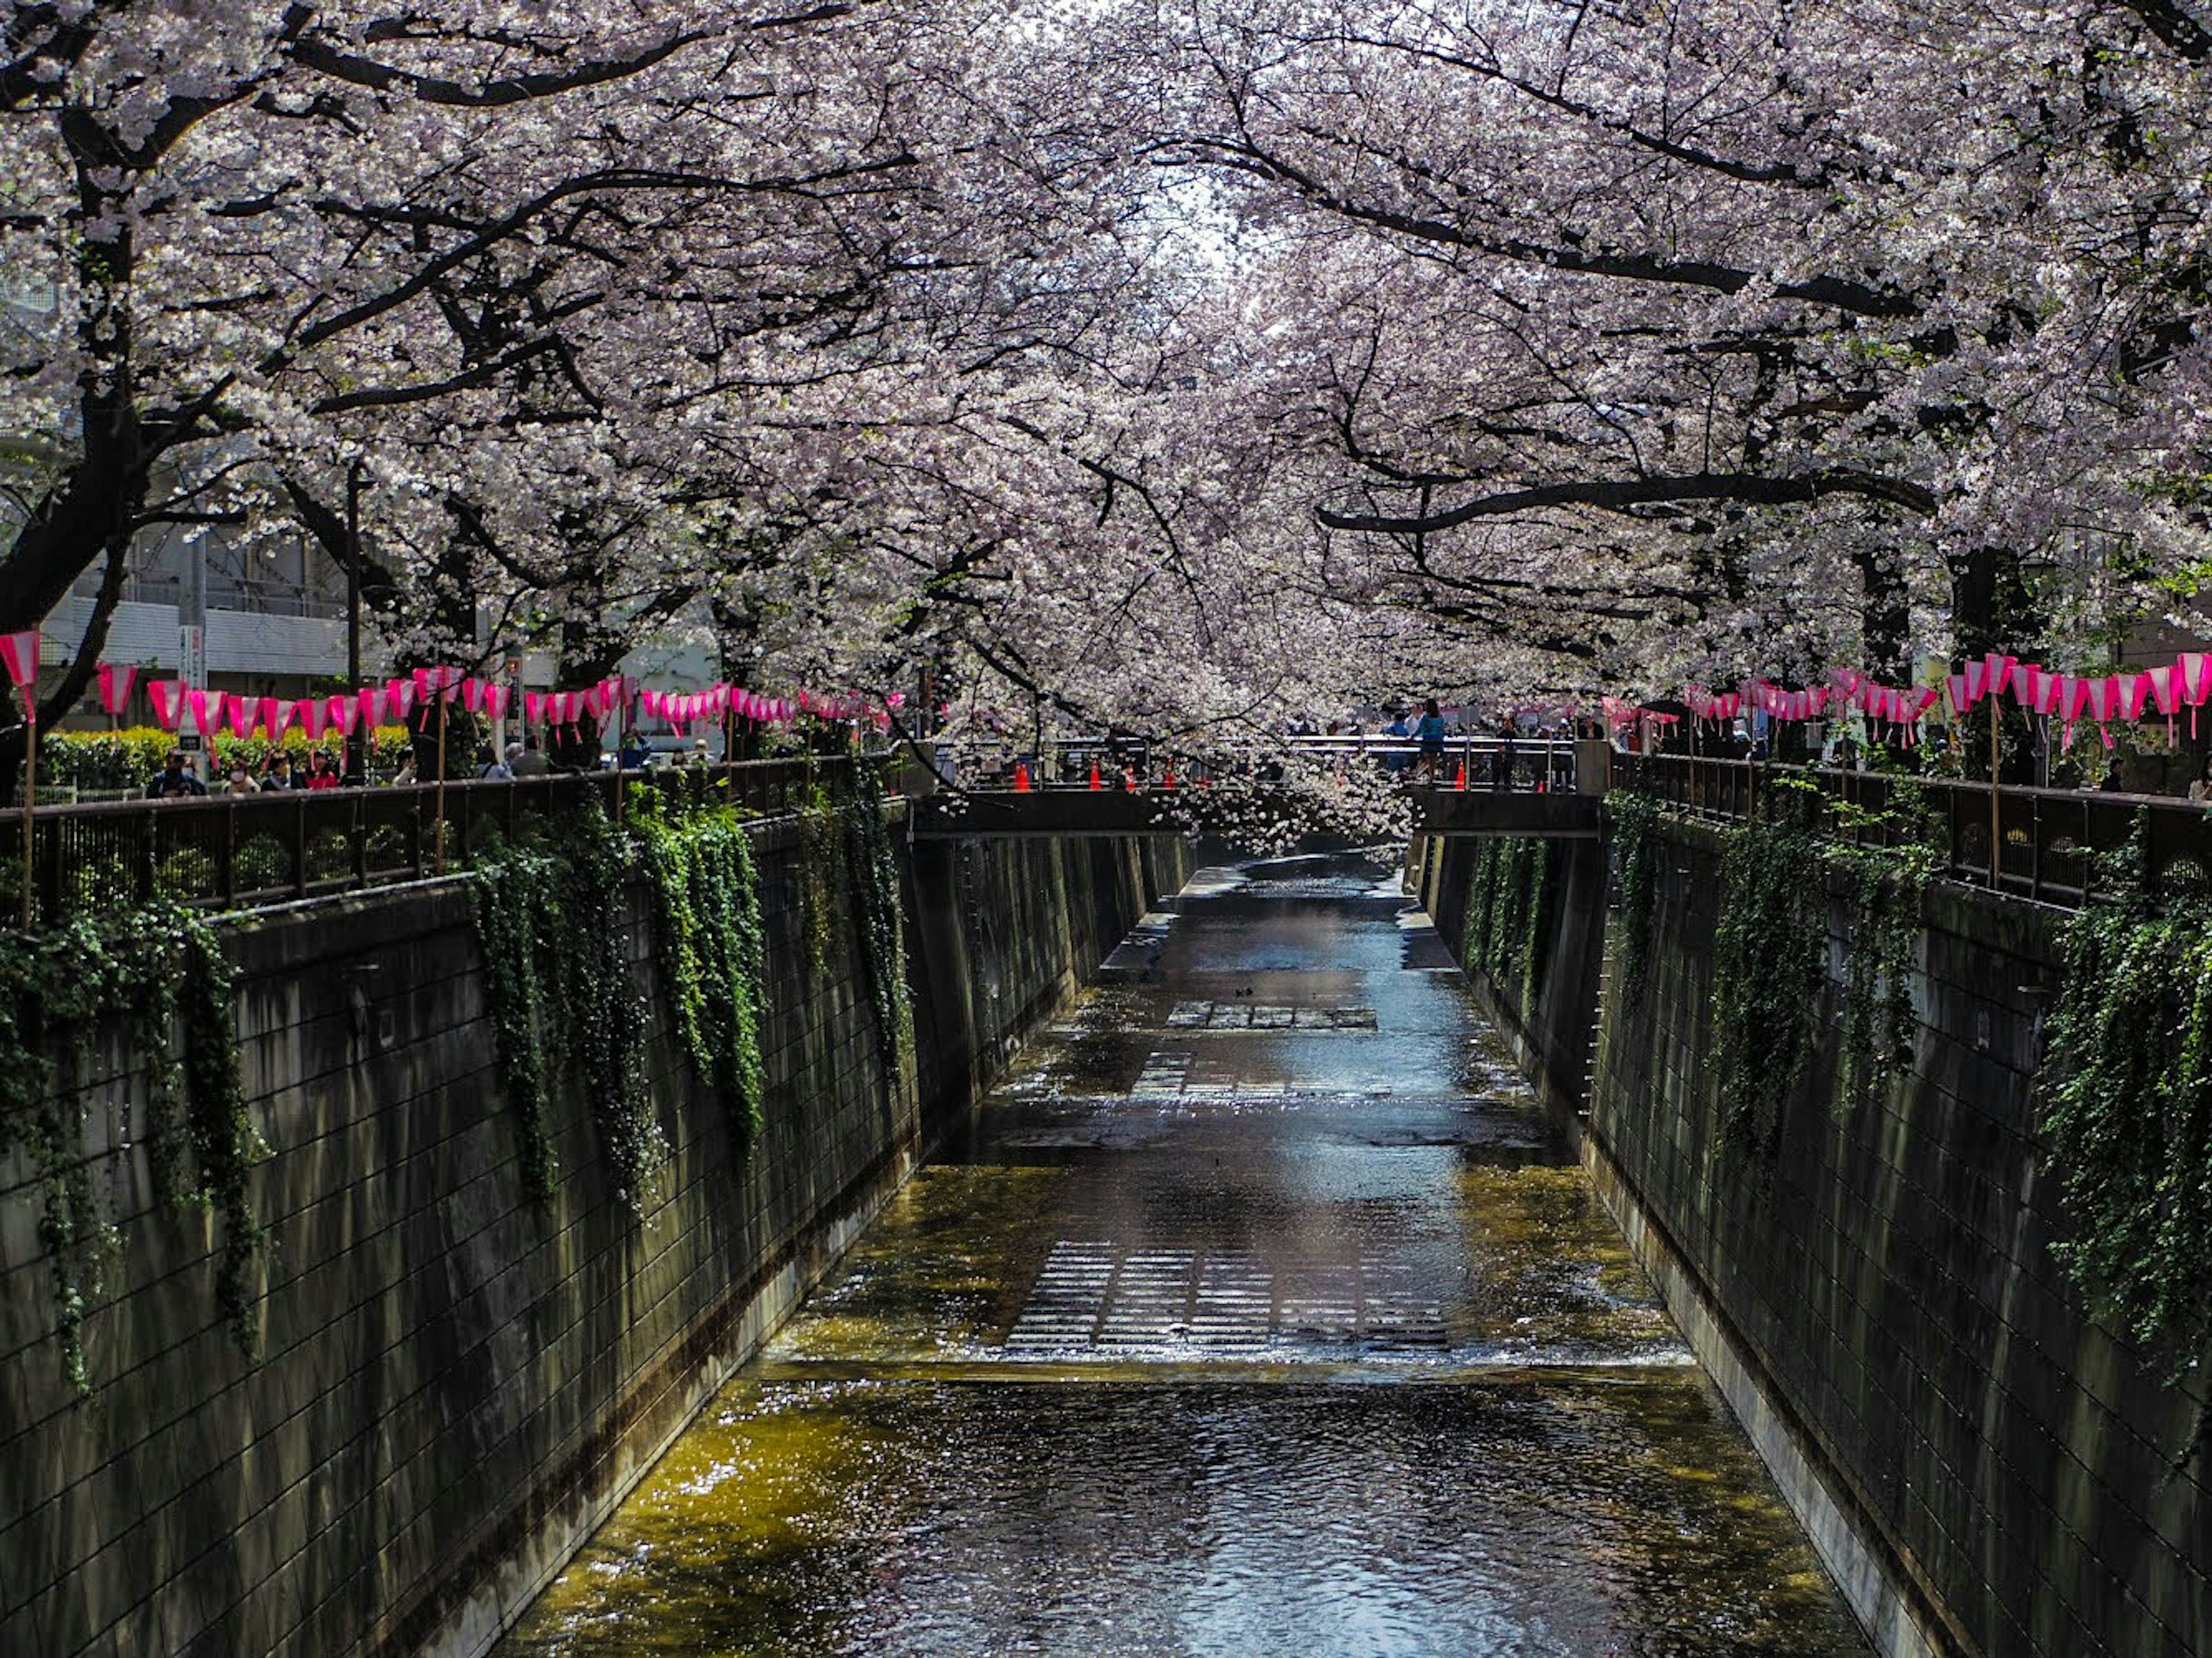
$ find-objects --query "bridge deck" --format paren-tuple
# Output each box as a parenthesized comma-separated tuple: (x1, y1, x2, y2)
(910, 785, 1601, 839)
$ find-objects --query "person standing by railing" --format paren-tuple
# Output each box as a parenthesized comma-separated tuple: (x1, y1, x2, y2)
(1416, 699, 1448, 782)
(1381, 708, 1412, 775)
(146, 749, 206, 799)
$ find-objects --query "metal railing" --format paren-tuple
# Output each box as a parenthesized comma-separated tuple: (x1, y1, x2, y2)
(3, 757, 866, 924)
(933, 734, 1581, 794)
(1615, 753, 2212, 909)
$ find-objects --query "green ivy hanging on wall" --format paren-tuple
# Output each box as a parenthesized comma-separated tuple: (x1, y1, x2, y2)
(1709, 780, 1827, 1158)
(2041, 816, 2212, 1382)
(472, 847, 560, 1202)
(636, 799, 770, 1143)
(1607, 788, 1664, 1002)
(796, 776, 843, 983)
(844, 791, 915, 1080)
(1460, 836, 1555, 1016)
(0, 903, 267, 1393)
(1831, 850, 1926, 1117)
(471, 802, 666, 1217)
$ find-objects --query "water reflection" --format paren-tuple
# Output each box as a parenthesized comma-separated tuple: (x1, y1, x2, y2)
(499, 852, 1867, 1656)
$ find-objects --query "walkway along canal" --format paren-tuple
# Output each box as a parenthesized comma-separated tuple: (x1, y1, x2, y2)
(501, 852, 1867, 1655)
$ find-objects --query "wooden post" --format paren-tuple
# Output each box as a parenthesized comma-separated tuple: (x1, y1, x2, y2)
(18, 688, 36, 929)
(614, 684, 628, 827)
(433, 685, 449, 872)
(1988, 691, 2001, 889)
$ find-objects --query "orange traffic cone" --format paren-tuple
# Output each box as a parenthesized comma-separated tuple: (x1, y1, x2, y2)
(1014, 762, 1031, 792)
(1164, 767, 1176, 790)
(1123, 766, 1137, 792)
(1455, 760, 1467, 791)
(1089, 762, 1101, 790)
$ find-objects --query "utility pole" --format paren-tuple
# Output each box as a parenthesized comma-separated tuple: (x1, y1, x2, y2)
(178, 525, 208, 779)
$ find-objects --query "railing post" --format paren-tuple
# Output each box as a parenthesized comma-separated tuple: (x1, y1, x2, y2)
(291, 793, 308, 900)
(218, 800, 238, 909)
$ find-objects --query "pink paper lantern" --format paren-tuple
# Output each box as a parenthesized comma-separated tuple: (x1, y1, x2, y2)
(96, 662, 136, 715)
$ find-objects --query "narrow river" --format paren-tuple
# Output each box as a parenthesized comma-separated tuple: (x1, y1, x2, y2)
(501, 852, 1867, 1656)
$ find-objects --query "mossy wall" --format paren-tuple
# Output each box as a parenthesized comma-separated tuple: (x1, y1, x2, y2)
(0, 819, 1187, 1658)
(1411, 831, 1608, 1130)
(1589, 815, 2208, 1658)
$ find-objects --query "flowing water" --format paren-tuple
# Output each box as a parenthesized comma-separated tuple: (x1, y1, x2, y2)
(500, 853, 1869, 1656)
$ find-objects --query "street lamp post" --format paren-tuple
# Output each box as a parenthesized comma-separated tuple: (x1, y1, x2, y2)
(345, 460, 365, 781)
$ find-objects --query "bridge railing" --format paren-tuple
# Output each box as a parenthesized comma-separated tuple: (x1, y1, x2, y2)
(2, 757, 863, 924)
(933, 734, 1581, 794)
(1615, 753, 2212, 908)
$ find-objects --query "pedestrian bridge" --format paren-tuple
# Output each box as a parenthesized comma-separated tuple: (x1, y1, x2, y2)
(908, 781, 1603, 839)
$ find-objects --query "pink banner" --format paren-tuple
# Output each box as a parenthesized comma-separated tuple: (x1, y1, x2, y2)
(325, 693, 359, 734)
(190, 688, 225, 738)
(147, 680, 181, 729)
(386, 677, 415, 719)
(0, 629, 38, 690)
(2147, 664, 2181, 715)
(482, 684, 508, 720)
(223, 697, 254, 739)
(96, 662, 136, 714)
(295, 698, 324, 739)
(2180, 652, 2212, 705)
(359, 686, 387, 727)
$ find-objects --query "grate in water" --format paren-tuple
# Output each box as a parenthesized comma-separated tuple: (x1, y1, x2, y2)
(1005, 1241, 1457, 1356)
(1165, 1001, 1378, 1031)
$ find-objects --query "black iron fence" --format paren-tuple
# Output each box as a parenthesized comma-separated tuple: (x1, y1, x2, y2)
(1615, 753, 2212, 909)
(935, 734, 1582, 794)
(2, 758, 866, 925)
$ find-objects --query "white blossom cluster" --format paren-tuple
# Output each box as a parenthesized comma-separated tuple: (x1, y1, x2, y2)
(2, 0, 2207, 750)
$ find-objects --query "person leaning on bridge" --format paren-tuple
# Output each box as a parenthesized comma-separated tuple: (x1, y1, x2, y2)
(1416, 698, 1448, 780)
(146, 749, 206, 799)
(510, 736, 550, 777)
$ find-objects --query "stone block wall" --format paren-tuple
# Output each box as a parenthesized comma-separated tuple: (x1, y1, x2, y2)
(1587, 814, 2209, 1658)
(1411, 831, 1609, 1126)
(0, 818, 1185, 1658)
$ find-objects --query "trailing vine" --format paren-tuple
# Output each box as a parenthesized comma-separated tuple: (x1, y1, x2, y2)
(1608, 788, 1664, 1001)
(178, 921, 270, 1358)
(844, 792, 915, 1079)
(796, 776, 842, 982)
(472, 847, 560, 1202)
(635, 798, 770, 1143)
(2042, 814, 2212, 1385)
(0, 903, 266, 1392)
(1710, 779, 1827, 1157)
(1461, 836, 1554, 1014)
(1830, 851, 1925, 1117)
(471, 802, 665, 1216)
(474, 794, 780, 1208)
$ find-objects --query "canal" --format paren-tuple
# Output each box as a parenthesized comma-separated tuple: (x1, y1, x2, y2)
(500, 852, 1868, 1655)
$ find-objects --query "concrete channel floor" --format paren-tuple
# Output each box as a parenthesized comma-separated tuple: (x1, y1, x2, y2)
(499, 853, 1870, 1656)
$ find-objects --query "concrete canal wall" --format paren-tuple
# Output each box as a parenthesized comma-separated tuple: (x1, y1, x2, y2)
(0, 821, 1187, 1658)
(1417, 821, 2210, 1658)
